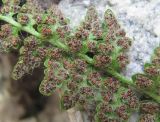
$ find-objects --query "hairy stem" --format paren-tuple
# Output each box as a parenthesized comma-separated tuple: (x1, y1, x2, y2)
(0, 14, 159, 103)
(81, 54, 160, 103)
(49, 39, 69, 52)
(107, 69, 160, 103)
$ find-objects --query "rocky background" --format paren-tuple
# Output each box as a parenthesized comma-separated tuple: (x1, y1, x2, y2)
(0, 0, 160, 122)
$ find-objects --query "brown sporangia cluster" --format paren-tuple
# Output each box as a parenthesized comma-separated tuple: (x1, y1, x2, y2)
(96, 87, 139, 122)
(135, 74, 153, 88)
(0, 24, 21, 52)
(12, 36, 43, 80)
(139, 101, 159, 122)
(0, 0, 159, 122)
